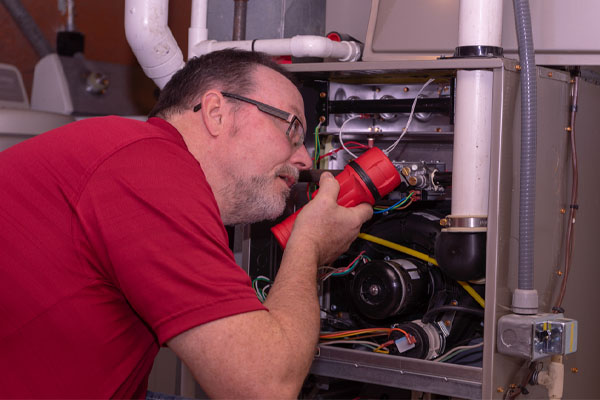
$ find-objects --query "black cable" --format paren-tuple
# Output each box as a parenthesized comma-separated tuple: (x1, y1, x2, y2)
(422, 305, 484, 323)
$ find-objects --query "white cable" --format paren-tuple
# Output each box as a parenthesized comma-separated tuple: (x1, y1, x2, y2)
(384, 78, 435, 155)
(320, 340, 379, 349)
(338, 115, 361, 159)
(433, 341, 483, 362)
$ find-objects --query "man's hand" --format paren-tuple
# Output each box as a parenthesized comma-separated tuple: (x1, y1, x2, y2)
(288, 172, 373, 266)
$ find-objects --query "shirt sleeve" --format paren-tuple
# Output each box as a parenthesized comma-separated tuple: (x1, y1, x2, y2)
(76, 138, 266, 344)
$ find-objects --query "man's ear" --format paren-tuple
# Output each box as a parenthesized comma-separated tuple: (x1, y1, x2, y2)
(200, 90, 226, 137)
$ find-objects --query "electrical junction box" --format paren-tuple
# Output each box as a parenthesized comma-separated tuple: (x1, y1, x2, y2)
(497, 313, 578, 361)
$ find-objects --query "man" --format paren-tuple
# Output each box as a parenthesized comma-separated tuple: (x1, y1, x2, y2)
(0, 49, 372, 398)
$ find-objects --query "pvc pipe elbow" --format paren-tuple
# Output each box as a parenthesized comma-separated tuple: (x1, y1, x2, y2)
(536, 357, 564, 399)
(290, 35, 360, 61)
(125, 0, 185, 88)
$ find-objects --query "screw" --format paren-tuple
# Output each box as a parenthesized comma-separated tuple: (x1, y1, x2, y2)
(450, 300, 458, 306)
(444, 320, 451, 327)
(560, 208, 566, 214)
(440, 218, 448, 227)
(436, 127, 442, 133)
(497, 387, 505, 393)
(404, 87, 409, 92)
(509, 384, 517, 389)
(515, 65, 521, 71)
(548, 72, 553, 78)
(375, 87, 381, 92)
(401, 166, 411, 176)
(571, 367, 579, 373)
(319, 92, 327, 98)
(565, 126, 572, 132)
(557, 270, 563, 276)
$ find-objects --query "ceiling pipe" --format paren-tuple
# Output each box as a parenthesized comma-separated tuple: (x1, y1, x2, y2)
(1, 0, 53, 58)
(190, 35, 361, 62)
(232, 0, 248, 41)
(124, 0, 185, 89)
(188, 0, 208, 58)
(125, 1, 362, 88)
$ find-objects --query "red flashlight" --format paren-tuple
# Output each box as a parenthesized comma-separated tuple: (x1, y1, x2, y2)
(271, 147, 401, 248)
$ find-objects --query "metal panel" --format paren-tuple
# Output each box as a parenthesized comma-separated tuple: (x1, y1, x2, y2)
(207, 0, 324, 41)
(360, 0, 600, 65)
(311, 346, 482, 399)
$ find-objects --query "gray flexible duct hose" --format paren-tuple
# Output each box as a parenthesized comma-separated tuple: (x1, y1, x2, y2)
(1, 0, 53, 57)
(513, 0, 537, 291)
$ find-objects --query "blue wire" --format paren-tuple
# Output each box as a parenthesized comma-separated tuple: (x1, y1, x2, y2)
(373, 193, 413, 214)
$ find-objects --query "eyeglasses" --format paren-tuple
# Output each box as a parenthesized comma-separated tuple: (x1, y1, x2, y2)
(193, 92, 305, 148)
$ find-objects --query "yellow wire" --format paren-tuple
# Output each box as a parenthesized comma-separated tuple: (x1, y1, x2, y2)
(357, 233, 486, 308)
(358, 233, 439, 266)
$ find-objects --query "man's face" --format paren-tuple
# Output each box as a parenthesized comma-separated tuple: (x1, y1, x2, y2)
(217, 66, 312, 225)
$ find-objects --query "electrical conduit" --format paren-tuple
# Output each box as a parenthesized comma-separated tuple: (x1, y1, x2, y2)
(512, 0, 538, 315)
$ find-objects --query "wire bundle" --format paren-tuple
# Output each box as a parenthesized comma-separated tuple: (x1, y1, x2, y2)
(251, 275, 272, 303)
(320, 327, 415, 355)
(433, 341, 483, 364)
(373, 192, 415, 214)
(319, 251, 371, 281)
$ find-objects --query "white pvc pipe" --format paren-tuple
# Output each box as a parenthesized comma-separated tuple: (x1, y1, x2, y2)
(125, 0, 185, 89)
(450, 69, 493, 218)
(190, 35, 361, 62)
(189, 0, 208, 59)
(458, 0, 504, 47)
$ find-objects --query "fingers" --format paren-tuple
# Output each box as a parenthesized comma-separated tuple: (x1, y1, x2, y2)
(314, 172, 339, 201)
(354, 202, 374, 224)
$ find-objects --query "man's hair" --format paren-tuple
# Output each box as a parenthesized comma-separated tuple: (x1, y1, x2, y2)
(148, 49, 295, 119)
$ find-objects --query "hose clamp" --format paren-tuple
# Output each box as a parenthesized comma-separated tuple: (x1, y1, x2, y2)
(440, 216, 488, 228)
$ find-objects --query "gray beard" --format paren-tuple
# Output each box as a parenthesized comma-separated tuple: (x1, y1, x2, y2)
(219, 165, 299, 226)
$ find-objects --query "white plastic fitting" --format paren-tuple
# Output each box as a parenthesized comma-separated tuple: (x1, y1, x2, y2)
(190, 35, 361, 62)
(125, 0, 185, 89)
(537, 355, 564, 399)
(512, 288, 539, 315)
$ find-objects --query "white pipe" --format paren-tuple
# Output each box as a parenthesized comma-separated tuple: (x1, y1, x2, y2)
(189, 0, 208, 59)
(450, 69, 493, 219)
(447, 0, 503, 226)
(190, 35, 361, 62)
(458, 0, 503, 47)
(125, 0, 185, 89)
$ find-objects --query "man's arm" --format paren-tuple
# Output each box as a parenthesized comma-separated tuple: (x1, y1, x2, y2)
(167, 173, 372, 399)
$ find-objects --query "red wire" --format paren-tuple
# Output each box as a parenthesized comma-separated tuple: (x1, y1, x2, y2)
(318, 146, 366, 161)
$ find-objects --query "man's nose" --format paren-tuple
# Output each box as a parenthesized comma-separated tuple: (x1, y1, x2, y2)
(290, 145, 313, 170)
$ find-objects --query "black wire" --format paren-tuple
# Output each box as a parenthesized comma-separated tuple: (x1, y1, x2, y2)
(422, 305, 485, 323)
(445, 348, 483, 365)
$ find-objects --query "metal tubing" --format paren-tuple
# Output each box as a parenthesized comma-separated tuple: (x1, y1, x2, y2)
(1, 0, 53, 57)
(232, 0, 248, 41)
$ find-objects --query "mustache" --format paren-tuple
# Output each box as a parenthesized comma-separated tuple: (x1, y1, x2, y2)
(275, 164, 299, 182)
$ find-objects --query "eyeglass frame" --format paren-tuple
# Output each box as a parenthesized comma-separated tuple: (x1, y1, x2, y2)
(193, 91, 306, 147)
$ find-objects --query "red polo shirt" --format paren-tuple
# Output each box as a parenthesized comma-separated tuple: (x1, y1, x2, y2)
(0, 116, 265, 398)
